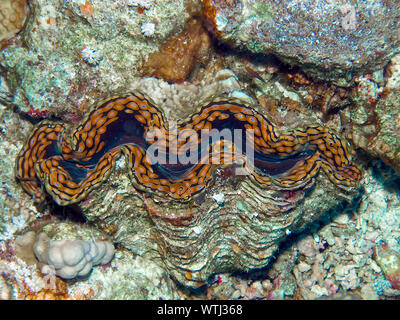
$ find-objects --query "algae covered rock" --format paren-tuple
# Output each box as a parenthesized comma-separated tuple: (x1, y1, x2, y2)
(345, 86, 400, 176)
(0, 0, 191, 117)
(202, 0, 400, 84)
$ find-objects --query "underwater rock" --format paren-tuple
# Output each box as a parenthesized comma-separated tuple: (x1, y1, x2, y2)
(70, 250, 182, 299)
(386, 54, 400, 90)
(0, 82, 40, 244)
(4, 0, 400, 299)
(0, 0, 191, 118)
(344, 88, 400, 176)
(202, 0, 400, 84)
(373, 242, 400, 290)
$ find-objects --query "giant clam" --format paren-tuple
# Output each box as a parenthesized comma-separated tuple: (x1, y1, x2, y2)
(16, 92, 361, 287)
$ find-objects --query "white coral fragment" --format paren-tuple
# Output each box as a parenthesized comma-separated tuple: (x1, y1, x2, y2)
(141, 22, 155, 36)
(33, 233, 115, 280)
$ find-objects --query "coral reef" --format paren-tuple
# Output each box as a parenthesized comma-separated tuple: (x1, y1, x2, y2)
(2, 0, 400, 300)
(0, 235, 74, 300)
(69, 249, 182, 299)
(0, 0, 191, 118)
(202, 0, 400, 84)
(0, 77, 40, 245)
(342, 55, 400, 175)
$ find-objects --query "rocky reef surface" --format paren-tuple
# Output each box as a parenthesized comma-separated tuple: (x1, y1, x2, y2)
(202, 0, 400, 85)
(1, 0, 400, 300)
(0, 0, 191, 118)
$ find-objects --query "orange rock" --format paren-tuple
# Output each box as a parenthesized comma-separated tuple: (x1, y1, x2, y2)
(21, 277, 73, 300)
(80, 1, 93, 17)
(201, 0, 236, 35)
(201, 0, 218, 33)
(140, 19, 211, 83)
